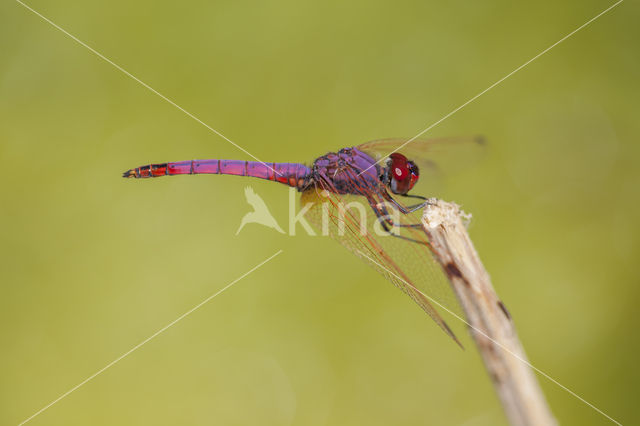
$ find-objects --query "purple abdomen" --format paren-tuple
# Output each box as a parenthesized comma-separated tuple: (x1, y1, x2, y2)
(123, 159, 312, 189)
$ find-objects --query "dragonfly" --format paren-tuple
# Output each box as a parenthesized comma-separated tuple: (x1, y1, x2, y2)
(123, 137, 482, 347)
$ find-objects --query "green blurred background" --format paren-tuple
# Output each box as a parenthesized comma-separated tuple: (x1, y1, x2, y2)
(2, 0, 638, 424)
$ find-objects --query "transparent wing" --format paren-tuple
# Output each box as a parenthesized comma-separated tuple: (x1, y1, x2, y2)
(300, 179, 465, 347)
(357, 136, 486, 180)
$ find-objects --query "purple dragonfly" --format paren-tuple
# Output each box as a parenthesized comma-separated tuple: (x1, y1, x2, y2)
(124, 137, 482, 346)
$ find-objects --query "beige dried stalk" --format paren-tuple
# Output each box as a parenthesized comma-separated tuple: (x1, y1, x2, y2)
(421, 200, 556, 426)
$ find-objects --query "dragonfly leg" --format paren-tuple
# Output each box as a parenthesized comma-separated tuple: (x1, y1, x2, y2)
(373, 201, 423, 229)
(374, 214, 427, 244)
(380, 190, 434, 214)
(400, 193, 428, 201)
(405, 202, 428, 211)
(369, 199, 429, 245)
(398, 193, 438, 210)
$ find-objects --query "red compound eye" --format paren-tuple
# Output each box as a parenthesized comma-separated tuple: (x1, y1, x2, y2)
(394, 166, 407, 179)
(389, 153, 409, 181)
(387, 153, 419, 195)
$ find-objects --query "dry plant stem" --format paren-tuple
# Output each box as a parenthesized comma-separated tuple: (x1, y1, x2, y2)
(422, 200, 556, 426)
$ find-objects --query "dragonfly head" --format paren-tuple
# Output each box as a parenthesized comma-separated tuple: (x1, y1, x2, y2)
(386, 153, 419, 195)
